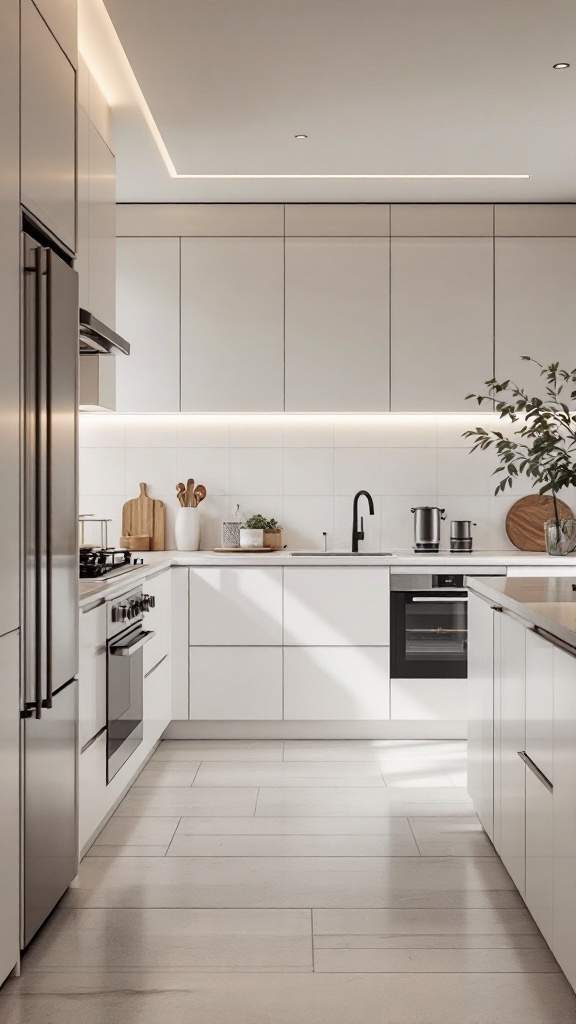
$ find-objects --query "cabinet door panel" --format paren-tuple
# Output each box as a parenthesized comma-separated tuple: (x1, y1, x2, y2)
(391, 238, 493, 412)
(284, 567, 389, 646)
(495, 238, 576, 390)
(190, 647, 283, 720)
(143, 570, 172, 676)
(525, 630, 554, 783)
(77, 108, 90, 310)
(497, 612, 526, 895)
(88, 125, 116, 327)
(391, 679, 466, 722)
(21, 0, 76, 252)
(284, 647, 390, 720)
(553, 645, 576, 990)
(144, 654, 172, 743)
(525, 768, 554, 948)
(79, 604, 107, 749)
(285, 238, 390, 412)
(116, 238, 180, 411)
(180, 238, 284, 412)
(0, 631, 19, 984)
(189, 568, 283, 646)
(467, 594, 495, 839)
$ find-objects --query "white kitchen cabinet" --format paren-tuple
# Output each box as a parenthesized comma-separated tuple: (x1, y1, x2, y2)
(171, 568, 189, 720)
(391, 679, 466, 722)
(525, 629, 554, 784)
(189, 567, 283, 647)
(77, 107, 90, 311)
(180, 237, 284, 412)
(525, 764, 554, 948)
(467, 592, 495, 841)
(189, 647, 283, 720)
(143, 569, 172, 677)
(391, 204, 493, 237)
(78, 602, 107, 750)
(21, 0, 76, 253)
(495, 238, 576, 389)
(116, 238, 180, 411)
(0, 630, 19, 984)
(144, 653, 171, 743)
(495, 610, 526, 895)
(88, 123, 116, 327)
(283, 567, 390, 647)
(285, 204, 390, 236)
(79, 731, 109, 854)
(390, 238, 493, 412)
(32, 0, 77, 65)
(285, 238, 390, 412)
(553, 642, 576, 991)
(284, 647, 389, 720)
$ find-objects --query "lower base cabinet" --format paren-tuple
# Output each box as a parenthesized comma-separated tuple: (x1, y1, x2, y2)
(525, 766, 554, 948)
(553, 644, 576, 991)
(144, 655, 172, 744)
(283, 647, 389, 720)
(496, 610, 526, 896)
(391, 678, 465, 721)
(79, 731, 109, 853)
(189, 647, 283, 720)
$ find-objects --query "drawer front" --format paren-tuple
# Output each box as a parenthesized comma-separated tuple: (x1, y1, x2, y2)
(143, 570, 172, 675)
(189, 647, 283, 720)
(189, 568, 283, 646)
(284, 567, 390, 646)
(525, 630, 554, 784)
(390, 678, 466, 721)
(283, 647, 390, 720)
(144, 654, 171, 745)
(79, 604, 107, 748)
(525, 766, 554, 948)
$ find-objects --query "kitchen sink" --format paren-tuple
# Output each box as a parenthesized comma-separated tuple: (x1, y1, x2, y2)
(289, 550, 395, 557)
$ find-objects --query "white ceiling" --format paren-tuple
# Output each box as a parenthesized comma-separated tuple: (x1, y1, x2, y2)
(97, 0, 576, 203)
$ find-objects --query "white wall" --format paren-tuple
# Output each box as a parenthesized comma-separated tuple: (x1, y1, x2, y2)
(79, 412, 573, 552)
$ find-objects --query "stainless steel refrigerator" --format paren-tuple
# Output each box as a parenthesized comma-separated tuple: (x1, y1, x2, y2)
(21, 230, 79, 947)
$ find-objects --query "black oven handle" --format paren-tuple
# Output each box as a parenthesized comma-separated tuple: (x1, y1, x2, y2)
(109, 629, 156, 656)
(410, 596, 468, 603)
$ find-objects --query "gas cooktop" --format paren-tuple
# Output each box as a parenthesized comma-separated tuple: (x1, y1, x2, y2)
(79, 548, 146, 580)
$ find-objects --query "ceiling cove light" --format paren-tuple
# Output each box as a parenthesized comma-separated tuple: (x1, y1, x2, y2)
(553, 62, 570, 69)
(78, 4, 530, 182)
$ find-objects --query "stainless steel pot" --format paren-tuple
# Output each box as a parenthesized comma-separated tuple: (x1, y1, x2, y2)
(411, 506, 446, 552)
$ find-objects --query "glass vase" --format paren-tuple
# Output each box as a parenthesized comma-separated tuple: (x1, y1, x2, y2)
(544, 518, 576, 556)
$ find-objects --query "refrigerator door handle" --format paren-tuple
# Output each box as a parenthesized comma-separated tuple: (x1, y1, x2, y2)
(42, 247, 52, 710)
(33, 243, 46, 720)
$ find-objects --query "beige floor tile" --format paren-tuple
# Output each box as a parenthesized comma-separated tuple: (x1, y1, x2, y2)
(175, 816, 413, 836)
(3, 971, 576, 1023)
(255, 786, 474, 817)
(380, 761, 456, 787)
(166, 833, 420, 857)
(313, 908, 540, 939)
(92, 816, 180, 847)
(284, 740, 467, 762)
(133, 767, 200, 787)
(313, 947, 560, 972)
(409, 816, 495, 855)
(115, 787, 258, 817)
(86, 845, 169, 857)
(65, 855, 515, 910)
(154, 740, 284, 761)
(24, 908, 312, 972)
(194, 761, 386, 787)
(317, 934, 547, 949)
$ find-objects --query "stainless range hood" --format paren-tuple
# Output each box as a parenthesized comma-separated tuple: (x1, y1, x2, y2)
(79, 309, 130, 411)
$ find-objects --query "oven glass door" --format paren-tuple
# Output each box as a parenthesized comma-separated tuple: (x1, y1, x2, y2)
(391, 591, 468, 679)
(106, 624, 150, 782)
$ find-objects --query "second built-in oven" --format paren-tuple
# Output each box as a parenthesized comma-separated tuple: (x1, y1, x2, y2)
(106, 587, 155, 782)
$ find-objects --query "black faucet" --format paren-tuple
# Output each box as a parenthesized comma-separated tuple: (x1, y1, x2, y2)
(352, 490, 375, 552)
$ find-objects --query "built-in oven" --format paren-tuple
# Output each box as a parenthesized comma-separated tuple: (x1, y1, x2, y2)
(390, 568, 506, 680)
(106, 587, 155, 782)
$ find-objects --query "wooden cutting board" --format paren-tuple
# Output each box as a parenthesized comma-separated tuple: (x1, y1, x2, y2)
(505, 494, 574, 551)
(122, 483, 165, 551)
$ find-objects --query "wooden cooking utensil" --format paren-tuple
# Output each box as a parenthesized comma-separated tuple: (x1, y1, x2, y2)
(185, 478, 195, 507)
(505, 494, 574, 551)
(176, 483, 186, 507)
(122, 483, 165, 551)
(193, 484, 206, 507)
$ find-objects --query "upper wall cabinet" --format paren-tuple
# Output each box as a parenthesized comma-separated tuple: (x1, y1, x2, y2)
(180, 237, 284, 412)
(21, 0, 76, 253)
(391, 238, 494, 411)
(31, 0, 77, 65)
(285, 204, 390, 236)
(495, 237, 576, 387)
(285, 237, 390, 412)
(88, 125, 116, 327)
(116, 238, 180, 412)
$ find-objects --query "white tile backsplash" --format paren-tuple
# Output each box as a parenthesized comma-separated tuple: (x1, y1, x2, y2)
(80, 414, 531, 551)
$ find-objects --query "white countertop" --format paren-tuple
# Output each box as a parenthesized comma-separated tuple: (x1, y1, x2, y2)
(79, 548, 576, 608)
(467, 575, 576, 648)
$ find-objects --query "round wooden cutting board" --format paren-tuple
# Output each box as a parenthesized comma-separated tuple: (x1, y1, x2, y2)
(505, 494, 574, 551)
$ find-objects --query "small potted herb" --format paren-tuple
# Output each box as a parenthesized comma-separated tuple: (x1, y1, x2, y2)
(240, 515, 282, 550)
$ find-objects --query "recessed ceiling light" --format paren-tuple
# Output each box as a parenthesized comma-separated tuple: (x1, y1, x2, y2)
(553, 62, 570, 69)
(294, 134, 308, 139)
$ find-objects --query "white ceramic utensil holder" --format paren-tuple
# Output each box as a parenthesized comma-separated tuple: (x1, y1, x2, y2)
(240, 528, 264, 548)
(175, 507, 201, 551)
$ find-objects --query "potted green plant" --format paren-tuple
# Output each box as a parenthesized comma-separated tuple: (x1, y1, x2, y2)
(240, 515, 282, 550)
(465, 357, 576, 555)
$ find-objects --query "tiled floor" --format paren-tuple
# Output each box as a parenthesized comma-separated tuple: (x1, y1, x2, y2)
(3, 739, 576, 1023)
